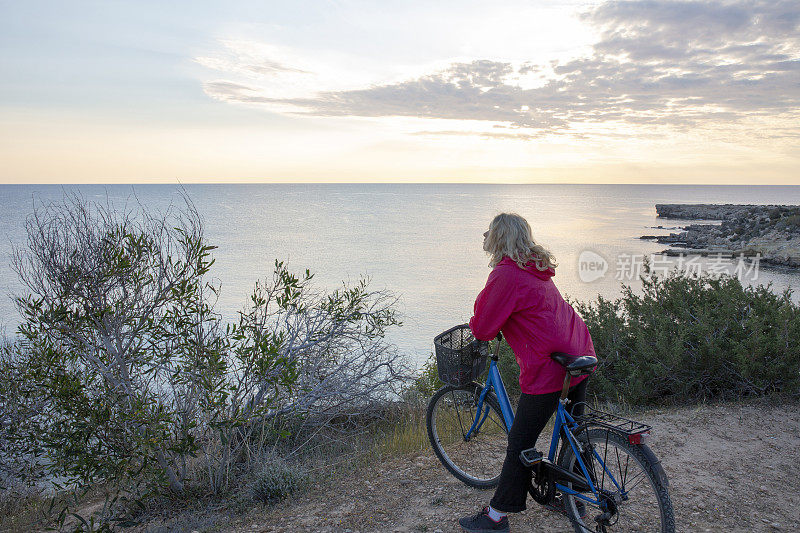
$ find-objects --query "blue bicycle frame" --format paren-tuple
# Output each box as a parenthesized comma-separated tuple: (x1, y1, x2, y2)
(464, 338, 623, 508)
(549, 401, 624, 506)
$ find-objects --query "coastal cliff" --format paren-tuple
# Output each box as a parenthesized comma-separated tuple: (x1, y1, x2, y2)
(641, 204, 800, 267)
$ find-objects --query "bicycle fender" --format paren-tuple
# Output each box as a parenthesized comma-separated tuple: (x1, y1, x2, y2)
(639, 443, 669, 488)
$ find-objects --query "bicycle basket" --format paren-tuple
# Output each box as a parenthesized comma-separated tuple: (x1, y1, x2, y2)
(433, 324, 489, 387)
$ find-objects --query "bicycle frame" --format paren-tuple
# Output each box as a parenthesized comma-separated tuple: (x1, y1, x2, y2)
(464, 340, 623, 508)
(468, 357, 515, 433)
(550, 400, 624, 506)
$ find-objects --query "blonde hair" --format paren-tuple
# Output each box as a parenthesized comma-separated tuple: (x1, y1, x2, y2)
(484, 213, 557, 271)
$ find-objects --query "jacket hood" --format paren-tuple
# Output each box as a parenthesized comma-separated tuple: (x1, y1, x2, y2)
(500, 256, 555, 280)
(526, 262, 555, 280)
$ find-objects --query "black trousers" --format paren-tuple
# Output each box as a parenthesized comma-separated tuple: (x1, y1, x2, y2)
(489, 378, 588, 513)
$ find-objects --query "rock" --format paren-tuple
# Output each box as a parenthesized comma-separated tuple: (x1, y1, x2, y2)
(656, 203, 746, 220)
(644, 204, 800, 269)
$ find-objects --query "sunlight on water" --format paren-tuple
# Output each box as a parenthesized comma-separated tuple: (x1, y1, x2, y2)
(1, 184, 799, 365)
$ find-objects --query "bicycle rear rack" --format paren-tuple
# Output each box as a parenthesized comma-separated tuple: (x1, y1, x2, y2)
(571, 403, 652, 436)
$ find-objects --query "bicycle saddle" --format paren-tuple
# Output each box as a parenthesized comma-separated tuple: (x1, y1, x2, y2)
(549, 352, 598, 376)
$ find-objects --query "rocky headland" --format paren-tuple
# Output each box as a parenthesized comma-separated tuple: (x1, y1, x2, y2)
(641, 204, 800, 268)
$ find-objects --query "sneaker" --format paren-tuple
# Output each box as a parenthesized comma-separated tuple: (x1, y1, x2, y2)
(458, 506, 510, 533)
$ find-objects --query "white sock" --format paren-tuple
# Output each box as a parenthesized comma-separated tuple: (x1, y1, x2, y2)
(487, 505, 507, 522)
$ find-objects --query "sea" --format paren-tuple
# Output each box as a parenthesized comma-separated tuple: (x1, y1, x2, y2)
(1, 183, 799, 367)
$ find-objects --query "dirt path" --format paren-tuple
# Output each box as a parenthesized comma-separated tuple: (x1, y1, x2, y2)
(230, 400, 800, 533)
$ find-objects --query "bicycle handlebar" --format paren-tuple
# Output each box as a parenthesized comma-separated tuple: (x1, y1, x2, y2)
(492, 332, 503, 360)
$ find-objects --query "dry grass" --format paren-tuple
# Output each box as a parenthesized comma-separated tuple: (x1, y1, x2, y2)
(371, 399, 430, 458)
(0, 483, 120, 533)
(0, 394, 566, 532)
(0, 489, 48, 533)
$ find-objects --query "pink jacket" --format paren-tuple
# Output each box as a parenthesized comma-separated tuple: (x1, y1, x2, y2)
(469, 257, 594, 395)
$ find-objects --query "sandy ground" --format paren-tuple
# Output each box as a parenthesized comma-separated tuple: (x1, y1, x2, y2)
(228, 399, 800, 533)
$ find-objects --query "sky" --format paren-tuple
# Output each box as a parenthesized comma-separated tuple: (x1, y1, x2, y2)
(0, 0, 798, 184)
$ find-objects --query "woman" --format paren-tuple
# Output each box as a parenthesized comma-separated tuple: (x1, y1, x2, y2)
(459, 213, 596, 533)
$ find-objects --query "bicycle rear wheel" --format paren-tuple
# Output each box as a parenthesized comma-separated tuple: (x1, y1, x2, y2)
(426, 383, 509, 489)
(558, 428, 674, 533)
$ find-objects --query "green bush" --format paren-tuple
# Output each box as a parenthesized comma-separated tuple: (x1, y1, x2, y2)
(784, 214, 800, 230)
(407, 352, 444, 397)
(572, 265, 800, 405)
(252, 455, 309, 503)
(1, 194, 408, 529)
(495, 341, 520, 398)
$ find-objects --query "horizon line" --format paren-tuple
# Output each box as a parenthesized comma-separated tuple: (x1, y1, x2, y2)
(2, 181, 800, 186)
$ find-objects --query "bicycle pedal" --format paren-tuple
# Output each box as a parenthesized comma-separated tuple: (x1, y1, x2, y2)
(519, 448, 543, 467)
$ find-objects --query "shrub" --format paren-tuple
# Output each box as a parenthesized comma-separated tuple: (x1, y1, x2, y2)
(2, 193, 409, 528)
(407, 353, 444, 397)
(8, 193, 219, 497)
(251, 455, 309, 503)
(784, 214, 800, 229)
(572, 264, 800, 405)
(495, 341, 520, 398)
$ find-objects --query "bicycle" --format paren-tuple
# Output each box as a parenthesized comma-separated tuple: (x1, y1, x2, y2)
(425, 324, 674, 533)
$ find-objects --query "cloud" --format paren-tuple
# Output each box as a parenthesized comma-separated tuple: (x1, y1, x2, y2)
(203, 80, 270, 104)
(200, 1, 800, 137)
(268, 62, 570, 129)
(196, 40, 307, 78)
(411, 130, 546, 141)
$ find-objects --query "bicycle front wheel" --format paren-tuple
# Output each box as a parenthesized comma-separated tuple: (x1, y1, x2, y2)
(559, 428, 674, 533)
(426, 383, 509, 489)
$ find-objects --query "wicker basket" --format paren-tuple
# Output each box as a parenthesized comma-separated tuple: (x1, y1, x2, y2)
(434, 324, 489, 387)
